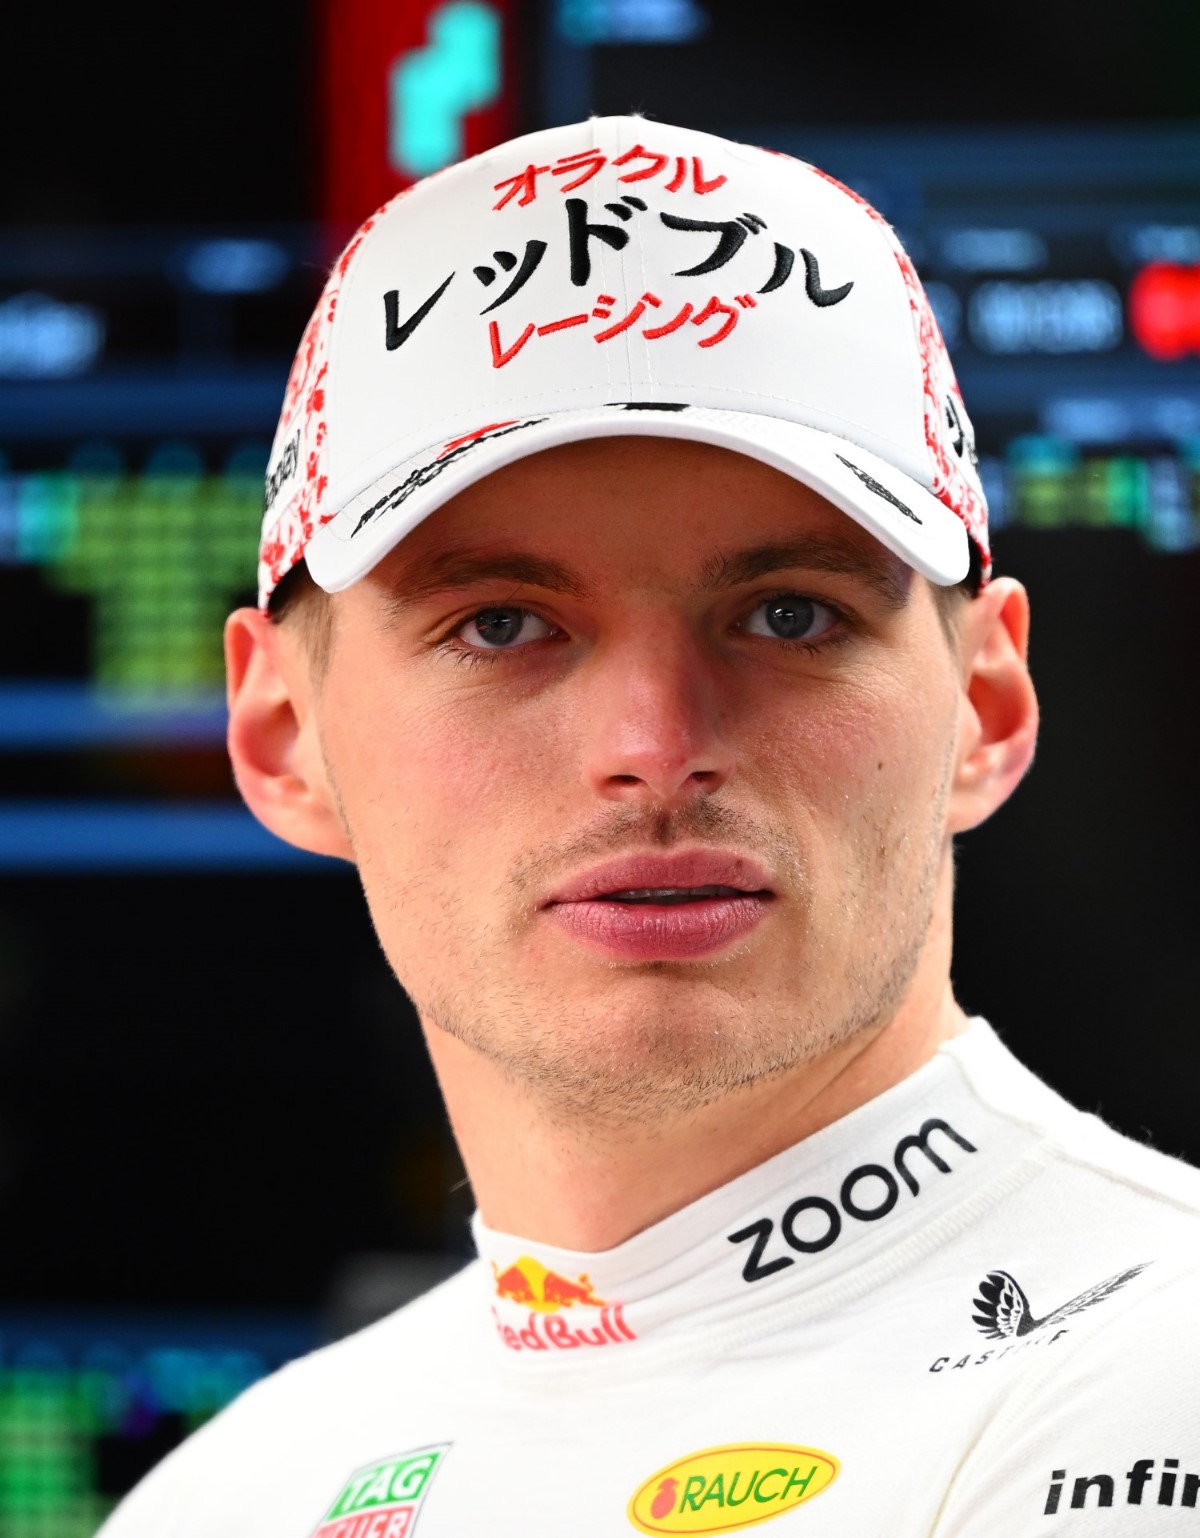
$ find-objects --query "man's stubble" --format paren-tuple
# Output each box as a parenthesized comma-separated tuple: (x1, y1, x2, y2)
(337, 741, 957, 1132)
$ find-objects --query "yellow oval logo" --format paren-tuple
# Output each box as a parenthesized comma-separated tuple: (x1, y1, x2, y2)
(628, 1443, 839, 1535)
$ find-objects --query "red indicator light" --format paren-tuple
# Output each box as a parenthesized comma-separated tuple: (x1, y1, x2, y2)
(1128, 262, 1200, 361)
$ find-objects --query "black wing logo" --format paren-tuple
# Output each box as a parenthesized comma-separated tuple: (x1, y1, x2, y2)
(971, 1263, 1149, 1340)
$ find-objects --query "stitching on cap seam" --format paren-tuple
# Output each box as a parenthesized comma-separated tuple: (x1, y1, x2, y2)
(598, 152, 617, 396)
(618, 114, 653, 392)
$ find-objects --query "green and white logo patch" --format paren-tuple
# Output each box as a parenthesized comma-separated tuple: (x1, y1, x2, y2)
(312, 1444, 449, 1538)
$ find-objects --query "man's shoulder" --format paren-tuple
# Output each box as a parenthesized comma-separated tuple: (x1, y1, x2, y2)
(97, 1260, 487, 1537)
(1052, 1247, 1200, 1363)
(232, 1257, 487, 1419)
(1039, 1096, 1200, 1222)
(931, 1254, 1200, 1535)
(259, 1258, 487, 1403)
(956, 1024, 1200, 1223)
(1000, 1086, 1200, 1304)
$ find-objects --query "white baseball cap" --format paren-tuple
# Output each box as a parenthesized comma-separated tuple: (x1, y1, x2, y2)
(258, 115, 989, 608)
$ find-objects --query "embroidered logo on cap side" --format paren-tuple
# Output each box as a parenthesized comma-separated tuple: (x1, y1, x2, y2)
(835, 454, 921, 524)
(351, 418, 548, 537)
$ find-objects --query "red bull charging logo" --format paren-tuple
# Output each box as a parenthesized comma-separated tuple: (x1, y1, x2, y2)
(491, 1254, 636, 1351)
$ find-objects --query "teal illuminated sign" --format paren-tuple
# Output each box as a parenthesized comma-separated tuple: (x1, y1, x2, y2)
(390, 1, 501, 178)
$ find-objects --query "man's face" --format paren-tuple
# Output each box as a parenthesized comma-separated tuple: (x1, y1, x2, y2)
(306, 438, 968, 1121)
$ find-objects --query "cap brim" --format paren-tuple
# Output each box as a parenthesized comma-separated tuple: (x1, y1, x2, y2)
(306, 405, 970, 593)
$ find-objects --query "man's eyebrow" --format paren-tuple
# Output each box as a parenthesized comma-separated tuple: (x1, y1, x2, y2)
(382, 549, 591, 611)
(698, 536, 912, 609)
(382, 534, 910, 615)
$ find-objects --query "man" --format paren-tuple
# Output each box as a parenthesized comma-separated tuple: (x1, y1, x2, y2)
(102, 117, 1199, 1537)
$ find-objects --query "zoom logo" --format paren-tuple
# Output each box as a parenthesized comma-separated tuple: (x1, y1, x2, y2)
(728, 1119, 977, 1283)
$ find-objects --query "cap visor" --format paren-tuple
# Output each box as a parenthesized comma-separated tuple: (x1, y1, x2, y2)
(306, 405, 970, 593)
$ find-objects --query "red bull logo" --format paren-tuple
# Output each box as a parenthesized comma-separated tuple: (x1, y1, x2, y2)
(491, 1254, 636, 1351)
(492, 1254, 605, 1312)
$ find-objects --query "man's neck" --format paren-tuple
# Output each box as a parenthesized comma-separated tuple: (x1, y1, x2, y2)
(428, 979, 970, 1254)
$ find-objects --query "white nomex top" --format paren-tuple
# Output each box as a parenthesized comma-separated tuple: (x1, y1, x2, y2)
(99, 1020, 1200, 1537)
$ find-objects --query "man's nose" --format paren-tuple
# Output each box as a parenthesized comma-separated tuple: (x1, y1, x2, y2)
(579, 629, 735, 803)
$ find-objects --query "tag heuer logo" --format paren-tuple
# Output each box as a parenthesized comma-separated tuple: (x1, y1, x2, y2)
(311, 1444, 449, 1538)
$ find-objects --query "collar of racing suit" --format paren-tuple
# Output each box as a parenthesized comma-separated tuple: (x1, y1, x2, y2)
(471, 1018, 1068, 1368)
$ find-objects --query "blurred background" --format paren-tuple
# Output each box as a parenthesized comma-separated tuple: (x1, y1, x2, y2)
(2, 0, 1199, 1530)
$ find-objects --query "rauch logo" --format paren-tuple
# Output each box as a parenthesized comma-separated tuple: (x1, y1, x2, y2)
(628, 1443, 839, 1534)
(492, 1254, 636, 1351)
(311, 1444, 448, 1538)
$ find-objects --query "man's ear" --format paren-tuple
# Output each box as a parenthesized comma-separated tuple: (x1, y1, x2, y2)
(946, 577, 1039, 835)
(224, 607, 354, 860)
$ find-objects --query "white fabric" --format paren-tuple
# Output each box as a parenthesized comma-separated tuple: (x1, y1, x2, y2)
(99, 1020, 1200, 1537)
(259, 117, 988, 605)
(311, 404, 970, 592)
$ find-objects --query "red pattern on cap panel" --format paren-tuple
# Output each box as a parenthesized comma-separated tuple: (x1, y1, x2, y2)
(258, 198, 403, 608)
(809, 167, 991, 583)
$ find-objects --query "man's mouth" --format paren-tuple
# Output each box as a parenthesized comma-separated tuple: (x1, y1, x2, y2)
(596, 886, 762, 905)
(542, 853, 774, 959)
(543, 850, 776, 908)
(541, 851, 775, 959)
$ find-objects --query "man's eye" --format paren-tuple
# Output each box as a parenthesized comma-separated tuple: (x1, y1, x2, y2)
(456, 606, 554, 650)
(740, 594, 837, 643)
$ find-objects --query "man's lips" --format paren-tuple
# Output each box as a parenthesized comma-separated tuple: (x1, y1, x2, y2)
(540, 851, 774, 959)
(543, 850, 775, 907)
